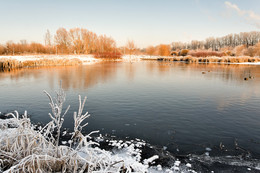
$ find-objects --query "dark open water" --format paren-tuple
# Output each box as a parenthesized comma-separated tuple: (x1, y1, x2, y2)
(1, 61, 260, 171)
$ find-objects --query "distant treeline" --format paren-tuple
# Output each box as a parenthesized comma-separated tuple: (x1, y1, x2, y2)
(1, 30, 260, 57)
(171, 31, 260, 51)
(144, 31, 260, 57)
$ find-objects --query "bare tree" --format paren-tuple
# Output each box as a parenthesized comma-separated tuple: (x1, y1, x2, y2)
(45, 30, 52, 46)
(126, 40, 136, 55)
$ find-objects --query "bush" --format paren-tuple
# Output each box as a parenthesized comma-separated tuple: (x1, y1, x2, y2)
(0, 45, 5, 55)
(170, 51, 179, 56)
(225, 51, 233, 56)
(253, 42, 260, 57)
(234, 45, 246, 56)
(180, 49, 189, 56)
(189, 51, 225, 57)
(245, 46, 255, 57)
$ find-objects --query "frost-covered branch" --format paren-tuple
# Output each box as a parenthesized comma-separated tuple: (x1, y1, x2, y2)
(43, 82, 70, 153)
(72, 95, 99, 150)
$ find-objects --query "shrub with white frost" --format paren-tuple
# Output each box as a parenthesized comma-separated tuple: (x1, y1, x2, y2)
(0, 84, 151, 173)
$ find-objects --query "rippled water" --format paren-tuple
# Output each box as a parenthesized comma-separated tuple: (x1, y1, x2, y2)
(0, 61, 260, 161)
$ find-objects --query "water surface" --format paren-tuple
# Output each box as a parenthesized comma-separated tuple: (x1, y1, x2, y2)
(0, 61, 260, 159)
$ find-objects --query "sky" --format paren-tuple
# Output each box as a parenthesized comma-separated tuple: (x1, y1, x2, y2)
(0, 0, 260, 48)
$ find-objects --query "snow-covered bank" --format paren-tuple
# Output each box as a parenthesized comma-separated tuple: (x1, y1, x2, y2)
(122, 55, 260, 65)
(233, 62, 260, 65)
(122, 55, 169, 62)
(3, 54, 260, 66)
(0, 117, 198, 173)
(0, 55, 99, 65)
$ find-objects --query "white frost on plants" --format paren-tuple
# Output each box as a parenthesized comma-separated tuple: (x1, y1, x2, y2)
(143, 155, 159, 165)
(186, 163, 192, 168)
(0, 116, 199, 173)
(174, 160, 181, 167)
(61, 141, 67, 145)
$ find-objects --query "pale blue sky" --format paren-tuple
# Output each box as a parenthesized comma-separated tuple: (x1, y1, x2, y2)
(0, 0, 259, 47)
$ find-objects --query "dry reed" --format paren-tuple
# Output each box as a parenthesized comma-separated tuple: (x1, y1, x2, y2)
(0, 58, 82, 71)
(162, 56, 260, 64)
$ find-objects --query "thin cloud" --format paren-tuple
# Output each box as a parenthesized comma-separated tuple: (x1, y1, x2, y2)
(224, 1, 260, 28)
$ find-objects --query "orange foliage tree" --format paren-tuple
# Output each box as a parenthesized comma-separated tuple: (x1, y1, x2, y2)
(146, 46, 157, 55)
(54, 28, 70, 54)
(158, 44, 170, 56)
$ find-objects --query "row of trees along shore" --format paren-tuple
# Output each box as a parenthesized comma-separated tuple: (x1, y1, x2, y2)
(146, 31, 260, 57)
(0, 28, 119, 57)
(0, 28, 260, 57)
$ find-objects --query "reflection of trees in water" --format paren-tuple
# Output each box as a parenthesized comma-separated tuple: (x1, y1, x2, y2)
(49, 62, 118, 90)
(145, 61, 260, 84)
(1, 61, 260, 90)
(0, 67, 44, 81)
(0, 62, 119, 90)
(124, 62, 136, 81)
(145, 61, 260, 110)
(146, 61, 176, 75)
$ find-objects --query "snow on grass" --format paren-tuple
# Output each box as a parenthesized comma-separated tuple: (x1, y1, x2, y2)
(233, 62, 260, 65)
(122, 55, 167, 61)
(0, 55, 99, 64)
(1, 114, 197, 172)
(2, 54, 260, 65)
(122, 55, 260, 65)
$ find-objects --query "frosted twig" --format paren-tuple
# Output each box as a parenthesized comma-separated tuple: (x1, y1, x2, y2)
(44, 82, 70, 155)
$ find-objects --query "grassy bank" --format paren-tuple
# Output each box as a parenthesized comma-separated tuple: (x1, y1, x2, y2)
(0, 55, 94, 71)
(157, 56, 260, 64)
(121, 55, 260, 64)
(2, 55, 260, 72)
(0, 58, 83, 71)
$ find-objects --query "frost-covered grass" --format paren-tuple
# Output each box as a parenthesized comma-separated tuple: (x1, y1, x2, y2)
(122, 55, 260, 64)
(170, 56, 260, 64)
(0, 55, 99, 70)
(0, 55, 97, 63)
(0, 84, 196, 173)
(121, 55, 172, 62)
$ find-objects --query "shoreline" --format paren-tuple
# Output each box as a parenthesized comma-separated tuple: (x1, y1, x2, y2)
(0, 55, 100, 71)
(1, 55, 260, 71)
(138, 55, 260, 64)
(1, 115, 259, 172)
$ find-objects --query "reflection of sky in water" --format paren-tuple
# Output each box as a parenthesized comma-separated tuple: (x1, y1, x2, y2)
(0, 61, 260, 157)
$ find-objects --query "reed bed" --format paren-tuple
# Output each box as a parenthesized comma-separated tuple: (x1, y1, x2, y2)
(0, 58, 82, 71)
(164, 56, 260, 64)
(94, 52, 122, 59)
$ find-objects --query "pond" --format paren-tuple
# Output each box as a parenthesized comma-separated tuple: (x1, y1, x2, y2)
(0, 61, 260, 168)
